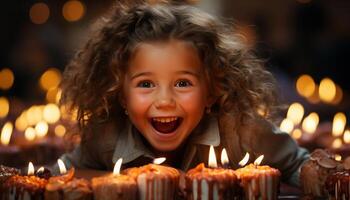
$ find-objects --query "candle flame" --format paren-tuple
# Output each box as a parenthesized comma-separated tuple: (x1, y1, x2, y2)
(113, 158, 123, 175)
(37, 167, 44, 173)
(208, 145, 217, 168)
(239, 152, 250, 166)
(28, 162, 35, 175)
(254, 155, 264, 166)
(153, 157, 166, 165)
(1, 122, 13, 145)
(332, 112, 346, 137)
(57, 159, 67, 174)
(221, 148, 229, 166)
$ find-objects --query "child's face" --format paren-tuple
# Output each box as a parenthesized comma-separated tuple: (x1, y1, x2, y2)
(122, 40, 212, 151)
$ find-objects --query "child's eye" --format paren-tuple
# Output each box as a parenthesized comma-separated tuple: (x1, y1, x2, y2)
(137, 81, 154, 88)
(175, 80, 192, 87)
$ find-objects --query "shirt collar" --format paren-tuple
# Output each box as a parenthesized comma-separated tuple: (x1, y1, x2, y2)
(112, 116, 220, 165)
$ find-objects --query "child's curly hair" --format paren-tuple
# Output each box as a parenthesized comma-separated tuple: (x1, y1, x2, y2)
(60, 1, 280, 131)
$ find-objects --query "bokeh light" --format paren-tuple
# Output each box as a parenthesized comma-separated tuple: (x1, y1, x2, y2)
(0, 97, 10, 118)
(302, 112, 319, 134)
(54, 125, 66, 137)
(286, 102, 304, 125)
(43, 103, 61, 123)
(63, 0, 85, 22)
(39, 68, 62, 91)
(25, 127, 36, 141)
(0, 68, 15, 90)
(280, 118, 294, 134)
(296, 74, 315, 98)
(29, 3, 50, 25)
(332, 112, 346, 137)
(319, 78, 336, 103)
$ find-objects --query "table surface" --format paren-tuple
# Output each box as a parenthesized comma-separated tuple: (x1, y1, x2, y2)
(75, 169, 303, 199)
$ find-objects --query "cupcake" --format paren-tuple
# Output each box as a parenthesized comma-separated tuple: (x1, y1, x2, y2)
(92, 173, 138, 200)
(300, 149, 342, 198)
(235, 163, 280, 200)
(185, 163, 241, 200)
(123, 163, 180, 200)
(45, 168, 93, 200)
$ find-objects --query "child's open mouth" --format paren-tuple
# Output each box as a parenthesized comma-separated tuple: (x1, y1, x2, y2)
(151, 117, 182, 134)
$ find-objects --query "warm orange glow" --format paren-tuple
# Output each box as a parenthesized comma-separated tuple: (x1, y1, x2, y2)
(319, 78, 336, 103)
(239, 152, 250, 166)
(331, 85, 343, 105)
(208, 145, 217, 168)
(332, 138, 342, 149)
(0, 68, 15, 90)
(153, 157, 166, 165)
(29, 3, 50, 25)
(307, 84, 320, 104)
(46, 87, 60, 103)
(279, 118, 294, 134)
(0, 97, 10, 118)
(39, 68, 61, 91)
(296, 74, 315, 98)
(286, 103, 304, 125)
(291, 129, 302, 140)
(302, 112, 319, 134)
(56, 89, 62, 104)
(335, 155, 342, 161)
(54, 125, 66, 137)
(15, 113, 28, 132)
(62, 1, 85, 22)
(26, 106, 43, 126)
(254, 155, 264, 166)
(35, 121, 48, 138)
(221, 148, 229, 166)
(344, 130, 350, 144)
(1, 122, 13, 145)
(28, 162, 35, 175)
(25, 127, 36, 141)
(43, 104, 61, 123)
(113, 158, 123, 175)
(332, 112, 346, 137)
(58, 159, 67, 174)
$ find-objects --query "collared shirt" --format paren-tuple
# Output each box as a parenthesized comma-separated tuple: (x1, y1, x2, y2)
(59, 114, 309, 186)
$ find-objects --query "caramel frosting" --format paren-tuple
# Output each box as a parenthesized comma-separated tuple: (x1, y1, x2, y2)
(45, 168, 93, 200)
(3, 175, 48, 195)
(185, 163, 241, 200)
(0, 165, 20, 184)
(123, 163, 180, 179)
(235, 164, 280, 179)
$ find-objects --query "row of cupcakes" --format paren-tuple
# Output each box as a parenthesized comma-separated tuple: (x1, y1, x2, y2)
(1, 146, 281, 200)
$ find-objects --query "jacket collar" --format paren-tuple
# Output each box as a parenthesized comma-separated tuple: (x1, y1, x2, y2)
(112, 116, 220, 165)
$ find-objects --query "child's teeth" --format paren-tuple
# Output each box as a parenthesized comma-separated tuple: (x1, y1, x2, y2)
(153, 117, 178, 123)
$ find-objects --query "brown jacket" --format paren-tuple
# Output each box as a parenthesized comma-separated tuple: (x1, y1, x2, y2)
(59, 114, 309, 186)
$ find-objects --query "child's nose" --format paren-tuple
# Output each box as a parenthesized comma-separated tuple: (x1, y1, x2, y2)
(154, 88, 176, 109)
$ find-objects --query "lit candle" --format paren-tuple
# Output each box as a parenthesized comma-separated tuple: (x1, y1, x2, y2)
(92, 158, 137, 200)
(185, 145, 241, 199)
(1, 162, 48, 199)
(123, 157, 180, 200)
(221, 148, 230, 168)
(45, 159, 92, 199)
(235, 153, 281, 200)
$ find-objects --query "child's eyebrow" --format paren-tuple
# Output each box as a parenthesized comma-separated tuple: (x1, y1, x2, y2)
(130, 72, 152, 80)
(176, 70, 200, 78)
